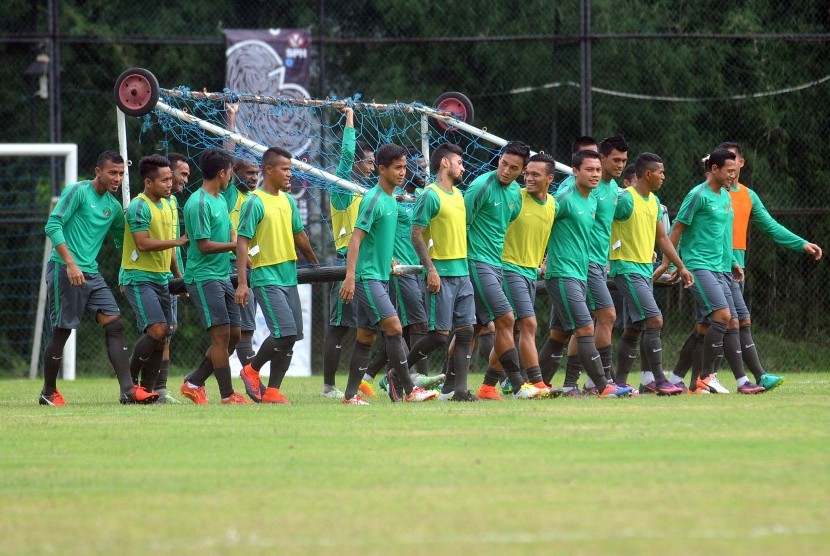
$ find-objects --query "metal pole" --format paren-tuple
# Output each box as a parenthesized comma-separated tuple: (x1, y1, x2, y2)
(580, 0, 592, 136)
(117, 108, 131, 209)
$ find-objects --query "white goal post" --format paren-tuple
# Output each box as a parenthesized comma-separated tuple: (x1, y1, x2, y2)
(0, 144, 80, 380)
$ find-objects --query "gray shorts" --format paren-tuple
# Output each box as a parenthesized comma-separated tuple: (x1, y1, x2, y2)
(426, 275, 476, 332)
(503, 270, 537, 320)
(123, 281, 173, 333)
(586, 262, 615, 311)
(185, 279, 241, 330)
(329, 280, 357, 328)
(353, 279, 397, 329)
(545, 276, 593, 332)
(469, 260, 513, 325)
(690, 269, 735, 323)
(726, 274, 750, 320)
(614, 273, 661, 328)
(231, 260, 257, 332)
(255, 284, 303, 340)
(46, 261, 120, 329)
(391, 273, 427, 327)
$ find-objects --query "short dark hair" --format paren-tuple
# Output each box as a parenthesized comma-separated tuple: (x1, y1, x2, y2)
(527, 153, 557, 176)
(706, 148, 737, 172)
(199, 148, 233, 180)
(356, 141, 373, 160)
(262, 147, 292, 169)
(430, 143, 463, 174)
(572, 149, 601, 169)
(634, 153, 663, 178)
(599, 135, 628, 156)
(717, 141, 742, 157)
(375, 144, 408, 168)
(167, 152, 188, 169)
(138, 154, 171, 181)
(500, 141, 531, 166)
(622, 163, 636, 182)
(96, 150, 124, 168)
(571, 135, 597, 154)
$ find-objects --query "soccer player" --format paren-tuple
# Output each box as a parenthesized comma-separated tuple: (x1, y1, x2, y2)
(40, 150, 157, 405)
(668, 148, 741, 395)
(467, 141, 542, 401)
(321, 107, 376, 398)
(500, 153, 557, 394)
(609, 153, 692, 395)
(404, 143, 477, 401)
(339, 144, 437, 405)
(235, 147, 318, 404)
(223, 157, 260, 374)
(537, 150, 632, 398)
(569, 135, 628, 395)
(179, 148, 249, 405)
(121, 155, 188, 396)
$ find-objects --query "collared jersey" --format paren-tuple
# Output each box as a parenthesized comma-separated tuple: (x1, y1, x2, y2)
(121, 193, 176, 285)
(502, 189, 556, 280)
(414, 183, 468, 277)
(545, 185, 596, 280)
(45, 180, 125, 274)
(464, 170, 521, 267)
(183, 188, 232, 283)
(609, 187, 663, 278)
(354, 185, 398, 281)
(587, 178, 621, 266)
(675, 182, 732, 271)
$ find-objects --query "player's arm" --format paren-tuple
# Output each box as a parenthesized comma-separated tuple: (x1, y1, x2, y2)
(464, 175, 488, 226)
(224, 102, 240, 152)
(130, 201, 187, 252)
(331, 108, 357, 211)
(748, 189, 822, 260)
(411, 189, 440, 293)
(45, 184, 85, 286)
(339, 228, 366, 302)
(169, 249, 182, 279)
(186, 198, 235, 255)
(655, 219, 693, 288)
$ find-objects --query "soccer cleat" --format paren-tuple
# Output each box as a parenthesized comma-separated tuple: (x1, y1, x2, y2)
(699, 373, 730, 394)
(639, 381, 658, 395)
(239, 364, 263, 403)
(386, 370, 404, 402)
(321, 387, 345, 399)
(342, 395, 369, 406)
(582, 385, 599, 396)
(673, 381, 689, 394)
(737, 381, 766, 395)
(415, 373, 446, 389)
(450, 390, 478, 402)
(180, 381, 209, 404)
(500, 380, 513, 395)
(359, 379, 378, 398)
(39, 389, 66, 406)
(121, 385, 159, 405)
(561, 388, 585, 398)
(759, 373, 785, 391)
(598, 383, 633, 398)
(222, 392, 252, 405)
(437, 391, 455, 401)
(405, 386, 438, 403)
(378, 375, 389, 394)
(477, 384, 503, 401)
(619, 383, 640, 397)
(262, 387, 289, 405)
(533, 382, 552, 399)
(689, 385, 711, 395)
(513, 382, 542, 400)
(654, 380, 684, 396)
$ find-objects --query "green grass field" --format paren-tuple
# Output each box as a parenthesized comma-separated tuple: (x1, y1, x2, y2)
(2, 373, 829, 555)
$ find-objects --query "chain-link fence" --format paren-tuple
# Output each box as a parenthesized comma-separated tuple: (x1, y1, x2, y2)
(1, 0, 828, 378)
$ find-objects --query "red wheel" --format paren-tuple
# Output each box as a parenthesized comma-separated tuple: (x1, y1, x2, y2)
(434, 91, 474, 132)
(114, 68, 160, 117)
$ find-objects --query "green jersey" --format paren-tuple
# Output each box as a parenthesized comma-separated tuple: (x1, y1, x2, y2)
(464, 170, 521, 267)
(555, 175, 575, 195)
(587, 178, 621, 266)
(609, 189, 663, 278)
(392, 186, 421, 267)
(183, 188, 232, 283)
(675, 182, 732, 271)
(45, 180, 124, 274)
(169, 195, 184, 276)
(545, 186, 596, 280)
(354, 185, 398, 281)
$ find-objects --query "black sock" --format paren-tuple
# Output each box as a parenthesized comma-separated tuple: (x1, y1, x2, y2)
(576, 336, 607, 390)
(214, 365, 234, 399)
(42, 327, 71, 394)
(156, 359, 170, 392)
(615, 333, 639, 386)
(407, 331, 448, 369)
(597, 344, 614, 382)
(563, 358, 581, 388)
(104, 319, 133, 394)
(497, 348, 525, 391)
(641, 327, 667, 383)
(130, 333, 158, 385)
(477, 332, 494, 363)
(345, 341, 373, 399)
(722, 328, 746, 380)
(252, 337, 278, 372)
(739, 326, 765, 382)
(408, 326, 428, 374)
(441, 332, 456, 394)
(235, 334, 256, 367)
(366, 336, 389, 380)
(672, 331, 698, 379)
(526, 365, 543, 384)
(188, 355, 213, 386)
(323, 326, 349, 387)
(539, 337, 567, 384)
(452, 326, 473, 394)
(483, 367, 501, 386)
(689, 333, 705, 387)
(267, 336, 297, 389)
(701, 322, 727, 379)
(140, 349, 164, 391)
(386, 334, 414, 393)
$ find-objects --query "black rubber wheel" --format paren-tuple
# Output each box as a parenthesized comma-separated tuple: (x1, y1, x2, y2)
(114, 68, 160, 117)
(434, 91, 475, 131)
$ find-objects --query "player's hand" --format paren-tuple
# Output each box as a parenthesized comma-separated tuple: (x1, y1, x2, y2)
(176, 234, 189, 247)
(732, 264, 745, 283)
(119, 285, 125, 296)
(235, 283, 249, 307)
(804, 243, 823, 261)
(679, 267, 694, 289)
(226, 102, 239, 119)
(391, 259, 403, 276)
(340, 276, 355, 303)
(426, 267, 441, 294)
(652, 261, 669, 282)
(66, 262, 85, 287)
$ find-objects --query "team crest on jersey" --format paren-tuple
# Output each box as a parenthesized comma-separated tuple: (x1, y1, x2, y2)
(509, 202, 514, 209)
(103, 209, 111, 218)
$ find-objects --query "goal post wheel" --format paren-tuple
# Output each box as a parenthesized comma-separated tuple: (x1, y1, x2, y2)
(433, 91, 474, 131)
(114, 68, 160, 117)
